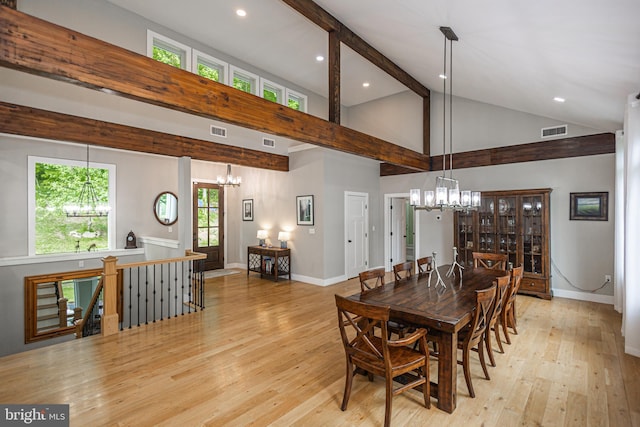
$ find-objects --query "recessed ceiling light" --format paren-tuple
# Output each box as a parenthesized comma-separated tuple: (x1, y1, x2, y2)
(554, 97, 565, 103)
(439, 74, 447, 79)
(362, 82, 370, 88)
(316, 55, 324, 62)
(236, 9, 247, 17)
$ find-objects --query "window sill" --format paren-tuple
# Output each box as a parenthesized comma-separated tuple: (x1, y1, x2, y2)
(0, 248, 145, 267)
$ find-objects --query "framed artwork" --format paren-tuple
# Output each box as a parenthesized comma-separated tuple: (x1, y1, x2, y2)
(242, 199, 253, 221)
(296, 195, 314, 225)
(570, 192, 608, 221)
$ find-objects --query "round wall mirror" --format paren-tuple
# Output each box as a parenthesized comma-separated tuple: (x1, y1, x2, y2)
(153, 192, 178, 225)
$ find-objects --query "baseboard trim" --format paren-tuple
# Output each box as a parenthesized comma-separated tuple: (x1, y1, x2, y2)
(551, 288, 614, 305)
(291, 273, 347, 287)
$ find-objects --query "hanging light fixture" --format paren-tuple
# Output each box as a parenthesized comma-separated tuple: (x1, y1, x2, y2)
(217, 164, 241, 187)
(63, 145, 111, 217)
(410, 26, 480, 211)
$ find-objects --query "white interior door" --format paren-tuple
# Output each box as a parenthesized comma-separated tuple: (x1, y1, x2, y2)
(345, 192, 368, 279)
(390, 197, 407, 266)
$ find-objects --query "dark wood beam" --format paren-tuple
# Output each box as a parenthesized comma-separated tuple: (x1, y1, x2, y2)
(380, 133, 615, 176)
(0, 102, 290, 171)
(328, 30, 340, 124)
(0, 7, 429, 171)
(281, 0, 430, 99)
(423, 96, 430, 156)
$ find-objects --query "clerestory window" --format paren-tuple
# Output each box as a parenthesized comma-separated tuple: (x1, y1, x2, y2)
(147, 30, 191, 70)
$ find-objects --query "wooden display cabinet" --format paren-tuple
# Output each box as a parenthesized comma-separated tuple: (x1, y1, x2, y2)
(454, 189, 552, 299)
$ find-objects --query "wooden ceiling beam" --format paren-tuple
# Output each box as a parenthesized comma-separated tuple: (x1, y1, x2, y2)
(281, 0, 430, 99)
(0, 102, 290, 171)
(380, 132, 615, 176)
(0, 7, 429, 171)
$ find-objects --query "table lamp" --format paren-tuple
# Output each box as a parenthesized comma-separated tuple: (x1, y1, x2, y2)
(277, 231, 290, 249)
(257, 229, 268, 247)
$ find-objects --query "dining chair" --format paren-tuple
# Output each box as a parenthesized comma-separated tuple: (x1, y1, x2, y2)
(472, 252, 508, 270)
(393, 261, 413, 283)
(358, 268, 411, 339)
(457, 284, 496, 398)
(358, 268, 386, 292)
(484, 274, 510, 367)
(498, 265, 524, 345)
(335, 295, 430, 427)
(416, 256, 433, 274)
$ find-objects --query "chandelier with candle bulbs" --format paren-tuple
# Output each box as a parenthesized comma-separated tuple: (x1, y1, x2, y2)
(410, 26, 481, 211)
(217, 164, 241, 187)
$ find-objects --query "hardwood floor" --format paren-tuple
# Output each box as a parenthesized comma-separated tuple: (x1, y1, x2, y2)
(1, 271, 638, 426)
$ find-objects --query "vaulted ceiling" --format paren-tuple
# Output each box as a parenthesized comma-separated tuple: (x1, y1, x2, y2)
(107, 0, 640, 134)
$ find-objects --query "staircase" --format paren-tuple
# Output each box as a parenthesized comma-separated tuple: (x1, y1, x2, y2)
(35, 282, 62, 333)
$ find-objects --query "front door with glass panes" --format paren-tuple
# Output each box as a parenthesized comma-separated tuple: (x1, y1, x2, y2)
(193, 182, 224, 270)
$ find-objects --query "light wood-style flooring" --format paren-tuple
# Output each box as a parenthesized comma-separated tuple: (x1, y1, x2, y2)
(1, 271, 638, 426)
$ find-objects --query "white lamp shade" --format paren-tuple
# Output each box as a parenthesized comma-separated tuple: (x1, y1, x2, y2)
(257, 230, 268, 239)
(277, 231, 290, 242)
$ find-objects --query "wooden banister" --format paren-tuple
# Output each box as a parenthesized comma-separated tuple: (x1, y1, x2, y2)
(114, 251, 206, 271)
(75, 276, 104, 339)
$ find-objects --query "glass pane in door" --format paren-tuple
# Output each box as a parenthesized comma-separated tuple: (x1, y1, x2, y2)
(522, 195, 543, 275)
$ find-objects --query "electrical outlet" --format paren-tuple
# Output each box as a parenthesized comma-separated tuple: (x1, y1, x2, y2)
(605, 274, 612, 283)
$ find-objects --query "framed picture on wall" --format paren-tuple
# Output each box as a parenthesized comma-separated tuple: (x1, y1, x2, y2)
(569, 192, 608, 221)
(242, 199, 253, 221)
(296, 195, 314, 225)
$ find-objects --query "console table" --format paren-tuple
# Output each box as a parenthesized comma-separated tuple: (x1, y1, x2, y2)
(247, 246, 291, 282)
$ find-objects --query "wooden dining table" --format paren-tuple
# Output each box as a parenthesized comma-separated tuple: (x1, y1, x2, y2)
(347, 265, 506, 413)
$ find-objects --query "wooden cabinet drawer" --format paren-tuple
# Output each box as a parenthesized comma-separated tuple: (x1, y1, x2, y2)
(519, 277, 547, 295)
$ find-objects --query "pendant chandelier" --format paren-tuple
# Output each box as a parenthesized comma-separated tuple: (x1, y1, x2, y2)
(63, 145, 111, 217)
(410, 26, 480, 211)
(217, 164, 241, 187)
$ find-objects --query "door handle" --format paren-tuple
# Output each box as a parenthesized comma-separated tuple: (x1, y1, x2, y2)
(348, 240, 352, 243)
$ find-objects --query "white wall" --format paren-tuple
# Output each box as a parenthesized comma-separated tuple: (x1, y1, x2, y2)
(344, 90, 424, 152)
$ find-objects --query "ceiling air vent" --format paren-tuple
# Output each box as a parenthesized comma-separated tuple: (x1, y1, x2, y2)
(541, 124, 568, 138)
(262, 137, 276, 148)
(210, 125, 227, 138)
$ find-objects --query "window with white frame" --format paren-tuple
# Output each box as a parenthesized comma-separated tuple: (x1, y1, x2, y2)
(230, 65, 259, 95)
(193, 50, 228, 84)
(260, 78, 285, 104)
(147, 30, 192, 71)
(28, 156, 116, 256)
(286, 88, 308, 112)
(146, 31, 309, 109)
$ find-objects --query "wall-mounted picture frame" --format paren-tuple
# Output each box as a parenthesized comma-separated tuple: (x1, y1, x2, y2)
(570, 192, 608, 221)
(296, 195, 314, 225)
(242, 199, 253, 221)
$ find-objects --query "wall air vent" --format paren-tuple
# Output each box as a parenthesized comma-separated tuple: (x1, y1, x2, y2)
(541, 124, 568, 138)
(210, 125, 227, 138)
(262, 137, 276, 148)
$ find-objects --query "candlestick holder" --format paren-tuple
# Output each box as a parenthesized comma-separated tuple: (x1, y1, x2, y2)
(430, 251, 446, 288)
(447, 246, 464, 277)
